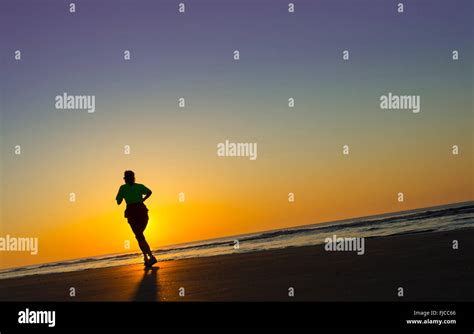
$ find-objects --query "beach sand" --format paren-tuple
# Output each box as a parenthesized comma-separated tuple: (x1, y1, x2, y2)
(1, 228, 473, 301)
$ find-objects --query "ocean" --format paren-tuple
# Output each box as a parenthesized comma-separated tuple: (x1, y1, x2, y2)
(1, 201, 473, 280)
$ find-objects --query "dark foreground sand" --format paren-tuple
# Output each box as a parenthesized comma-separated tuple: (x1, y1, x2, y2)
(1, 228, 473, 301)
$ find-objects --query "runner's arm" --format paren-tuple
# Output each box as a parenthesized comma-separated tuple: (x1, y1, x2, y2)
(142, 190, 152, 202)
(116, 187, 124, 205)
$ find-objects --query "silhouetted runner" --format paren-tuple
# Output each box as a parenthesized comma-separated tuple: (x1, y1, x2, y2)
(116, 170, 158, 268)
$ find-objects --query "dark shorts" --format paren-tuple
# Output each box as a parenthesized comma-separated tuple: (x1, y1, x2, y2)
(125, 203, 149, 241)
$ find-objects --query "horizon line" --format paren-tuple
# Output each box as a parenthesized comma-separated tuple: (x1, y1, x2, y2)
(1, 199, 472, 272)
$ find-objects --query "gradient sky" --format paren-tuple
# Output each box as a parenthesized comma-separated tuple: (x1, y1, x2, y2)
(0, 0, 472, 269)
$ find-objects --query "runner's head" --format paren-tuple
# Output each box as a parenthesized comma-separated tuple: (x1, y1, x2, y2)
(124, 170, 135, 185)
